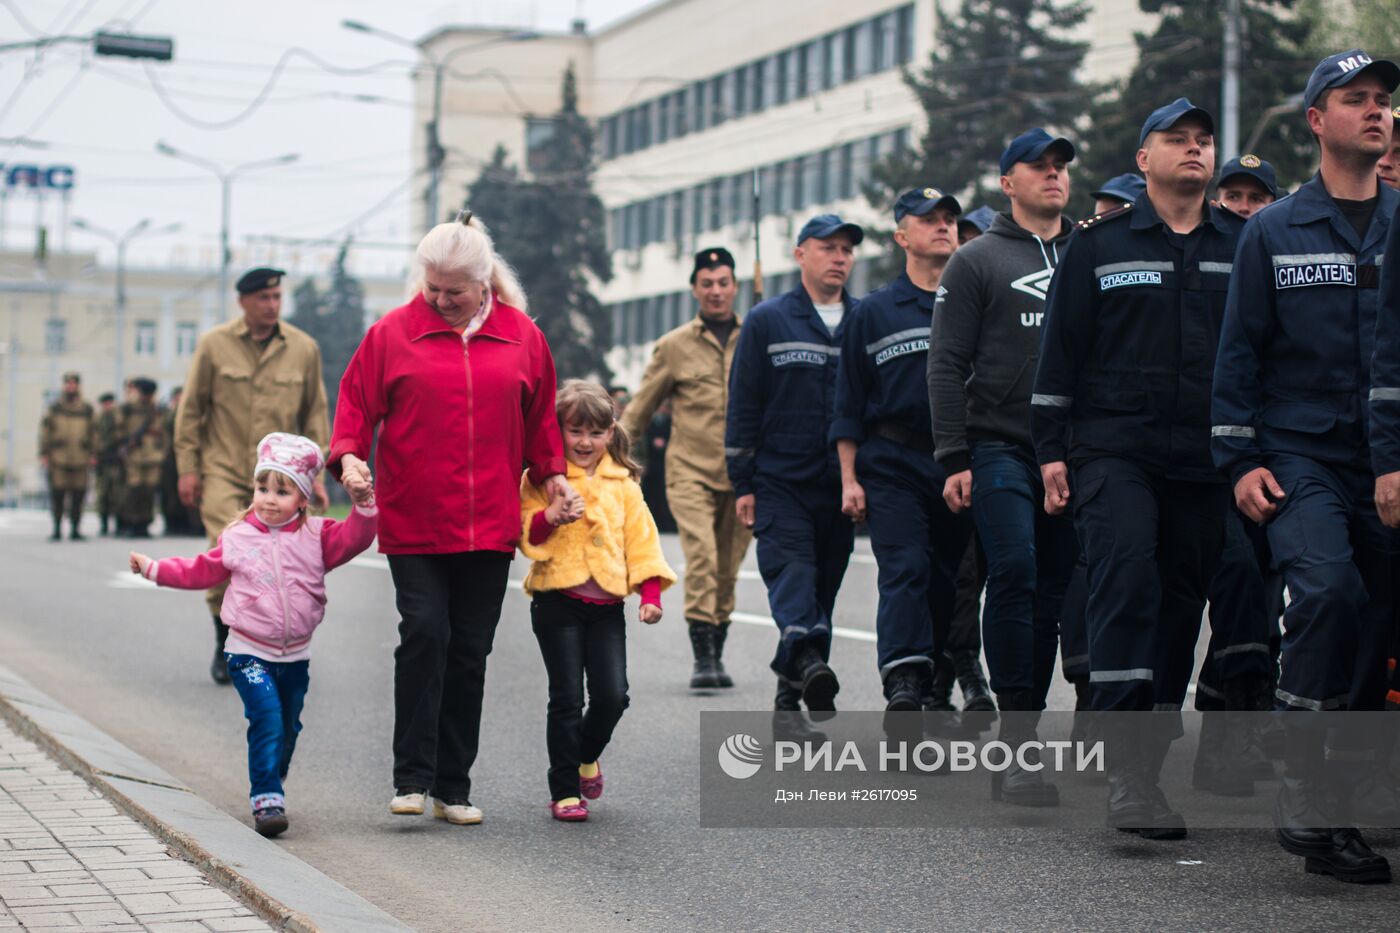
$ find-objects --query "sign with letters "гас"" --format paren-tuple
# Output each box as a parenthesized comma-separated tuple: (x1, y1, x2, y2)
(0, 165, 76, 191)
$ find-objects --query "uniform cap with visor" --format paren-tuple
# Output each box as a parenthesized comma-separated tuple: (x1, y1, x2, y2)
(1303, 49, 1400, 110)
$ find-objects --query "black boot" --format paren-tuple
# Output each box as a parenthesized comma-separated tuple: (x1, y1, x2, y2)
(1278, 726, 1392, 883)
(1137, 726, 1187, 840)
(49, 513, 62, 541)
(1192, 711, 1254, 797)
(882, 665, 927, 741)
(1104, 717, 1153, 831)
(922, 652, 960, 737)
(773, 679, 826, 744)
(711, 623, 734, 688)
(792, 646, 838, 720)
(99, 515, 109, 536)
(992, 693, 1059, 807)
(952, 649, 996, 734)
(69, 520, 85, 541)
(210, 616, 231, 685)
(688, 621, 721, 689)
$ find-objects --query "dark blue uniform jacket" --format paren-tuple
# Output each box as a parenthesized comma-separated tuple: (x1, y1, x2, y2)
(726, 285, 857, 496)
(829, 272, 934, 445)
(1031, 196, 1244, 484)
(1212, 174, 1399, 483)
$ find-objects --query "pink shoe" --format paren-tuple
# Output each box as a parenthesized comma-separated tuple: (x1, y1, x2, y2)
(550, 798, 589, 822)
(579, 763, 604, 800)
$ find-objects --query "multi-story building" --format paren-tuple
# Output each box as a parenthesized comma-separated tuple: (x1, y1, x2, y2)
(0, 248, 407, 501)
(416, 0, 1155, 385)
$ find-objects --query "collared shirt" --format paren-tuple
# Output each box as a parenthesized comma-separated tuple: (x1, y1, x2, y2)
(726, 285, 857, 494)
(1213, 174, 1400, 482)
(1032, 195, 1244, 483)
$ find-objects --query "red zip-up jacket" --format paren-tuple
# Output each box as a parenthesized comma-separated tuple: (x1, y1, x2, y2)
(330, 292, 566, 554)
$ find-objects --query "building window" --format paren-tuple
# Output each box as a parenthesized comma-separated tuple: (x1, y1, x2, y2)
(710, 77, 726, 125)
(775, 51, 791, 106)
(751, 59, 766, 113)
(525, 117, 557, 174)
(845, 24, 865, 80)
(773, 162, 789, 213)
(135, 321, 156, 357)
(839, 142, 856, 199)
(672, 90, 688, 138)
(176, 322, 198, 356)
(896, 4, 915, 65)
(692, 81, 707, 132)
(791, 156, 807, 209)
(733, 67, 747, 118)
(822, 34, 839, 90)
(795, 44, 811, 99)
(658, 96, 672, 144)
(671, 191, 686, 242)
(816, 150, 832, 204)
(709, 178, 724, 231)
(44, 317, 66, 354)
(691, 185, 705, 235)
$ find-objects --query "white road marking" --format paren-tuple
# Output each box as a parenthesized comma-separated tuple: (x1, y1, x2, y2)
(106, 570, 167, 590)
(346, 554, 880, 642)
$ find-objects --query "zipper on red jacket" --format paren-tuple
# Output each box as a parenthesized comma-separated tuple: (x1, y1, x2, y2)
(270, 529, 292, 652)
(464, 335, 476, 548)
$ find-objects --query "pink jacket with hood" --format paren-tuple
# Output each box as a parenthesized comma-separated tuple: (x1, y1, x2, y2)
(142, 505, 377, 656)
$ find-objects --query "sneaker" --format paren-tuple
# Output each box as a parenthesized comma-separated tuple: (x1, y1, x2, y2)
(253, 806, 288, 837)
(390, 788, 426, 815)
(432, 798, 483, 825)
(579, 762, 604, 800)
(549, 797, 589, 822)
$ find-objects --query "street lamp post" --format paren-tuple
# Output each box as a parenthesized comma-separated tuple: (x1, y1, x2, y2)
(71, 218, 180, 391)
(342, 21, 538, 231)
(153, 142, 299, 319)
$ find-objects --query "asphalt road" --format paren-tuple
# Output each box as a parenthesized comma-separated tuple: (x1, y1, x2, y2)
(1, 508, 1396, 932)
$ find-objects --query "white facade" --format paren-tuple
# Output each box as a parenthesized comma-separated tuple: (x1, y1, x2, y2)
(418, 0, 1156, 386)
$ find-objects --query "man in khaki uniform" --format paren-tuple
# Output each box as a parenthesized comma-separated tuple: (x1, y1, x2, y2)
(175, 267, 330, 684)
(38, 371, 96, 541)
(623, 247, 751, 690)
(94, 391, 121, 535)
(116, 377, 166, 538)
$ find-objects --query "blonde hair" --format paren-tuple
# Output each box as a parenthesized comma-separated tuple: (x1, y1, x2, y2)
(556, 380, 642, 480)
(225, 469, 308, 531)
(411, 212, 527, 310)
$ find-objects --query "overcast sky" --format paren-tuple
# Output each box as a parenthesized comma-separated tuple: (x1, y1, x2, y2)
(0, 0, 652, 278)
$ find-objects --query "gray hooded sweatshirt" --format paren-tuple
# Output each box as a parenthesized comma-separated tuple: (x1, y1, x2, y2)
(927, 211, 1075, 473)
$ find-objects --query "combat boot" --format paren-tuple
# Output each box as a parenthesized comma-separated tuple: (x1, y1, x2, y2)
(1136, 726, 1186, 840)
(1192, 712, 1254, 797)
(922, 653, 960, 737)
(773, 679, 826, 744)
(952, 649, 996, 734)
(1104, 717, 1153, 831)
(210, 616, 231, 685)
(711, 623, 734, 688)
(99, 515, 109, 536)
(792, 646, 838, 720)
(687, 621, 721, 689)
(992, 693, 1059, 807)
(69, 519, 85, 541)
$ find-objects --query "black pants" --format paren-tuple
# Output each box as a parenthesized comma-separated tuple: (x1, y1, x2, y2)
(531, 591, 630, 801)
(948, 534, 985, 654)
(48, 485, 85, 529)
(387, 551, 512, 801)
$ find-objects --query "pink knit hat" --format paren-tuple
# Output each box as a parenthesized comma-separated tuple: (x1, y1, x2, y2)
(254, 432, 324, 499)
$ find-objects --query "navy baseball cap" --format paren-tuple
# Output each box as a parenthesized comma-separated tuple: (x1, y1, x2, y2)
(796, 213, 864, 246)
(1139, 97, 1214, 146)
(957, 205, 997, 234)
(893, 187, 962, 222)
(1218, 154, 1279, 198)
(999, 128, 1075, 175)
(1090, 173, 1146, 205)
(1304, 49, 1400, 110)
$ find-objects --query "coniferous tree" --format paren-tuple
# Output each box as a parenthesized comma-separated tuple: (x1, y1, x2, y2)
(463, 64, 613, 381)
(1077, 1, 1315, 200)
(286, 241, 367, 424)
(867, 0, 1092, 273)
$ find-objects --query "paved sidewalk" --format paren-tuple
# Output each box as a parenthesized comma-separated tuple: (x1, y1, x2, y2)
(0, 719, 271, 933)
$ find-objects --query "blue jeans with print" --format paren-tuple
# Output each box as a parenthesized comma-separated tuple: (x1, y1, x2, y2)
(226, 654, 310, 811)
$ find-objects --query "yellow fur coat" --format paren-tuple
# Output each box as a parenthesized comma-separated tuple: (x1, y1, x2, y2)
(519, 454, 677, 598)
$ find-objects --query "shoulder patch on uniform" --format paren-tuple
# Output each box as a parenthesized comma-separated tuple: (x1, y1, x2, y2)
(1075, 203, 1133, 231)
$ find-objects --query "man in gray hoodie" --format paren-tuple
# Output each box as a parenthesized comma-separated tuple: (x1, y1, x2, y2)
(927, 128, 1080, 807)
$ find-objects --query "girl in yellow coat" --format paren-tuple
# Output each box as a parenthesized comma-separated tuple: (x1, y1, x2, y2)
(520, 380, 677, 821)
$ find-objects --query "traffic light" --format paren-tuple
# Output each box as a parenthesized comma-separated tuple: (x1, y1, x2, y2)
(93, 32, 174, 62)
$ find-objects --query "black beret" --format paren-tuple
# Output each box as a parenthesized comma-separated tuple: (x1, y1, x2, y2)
(98, 392, 115, 403)
(690, 247, 735, 283)
(131, 377, 157, 397)
(62, 371, 81, 382)
(236, 267, 286, 295)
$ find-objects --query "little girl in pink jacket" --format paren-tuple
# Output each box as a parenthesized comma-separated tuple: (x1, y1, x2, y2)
(129, 432, 377, 838)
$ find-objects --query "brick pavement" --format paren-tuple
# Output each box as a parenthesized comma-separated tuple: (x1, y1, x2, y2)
(0, 718, 271, 933)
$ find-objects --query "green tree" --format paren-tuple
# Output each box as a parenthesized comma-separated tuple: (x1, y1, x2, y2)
(867, 0, 1092, 272)
(1077, 1, 1315, 200)
(1299, 0, 1400, 61)
(463, 64, 613, 381)
(286, 241, 367, 424)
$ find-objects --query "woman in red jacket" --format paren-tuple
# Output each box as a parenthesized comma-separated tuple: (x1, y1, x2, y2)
(332, 212, 575, 825)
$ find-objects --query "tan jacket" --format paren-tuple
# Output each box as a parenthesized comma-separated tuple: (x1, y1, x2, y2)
(622, 315, 741, 491)
(117, 399, 166, 469)
(175, 318, 329, 487)
(39, 397, 96, 468)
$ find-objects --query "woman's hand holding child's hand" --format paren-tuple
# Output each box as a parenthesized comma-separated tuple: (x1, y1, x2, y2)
(639, 604, 663, 624)
(344, 470, 375, 506)
(544, 484, 585, 526)
(129, 552, 151, 576)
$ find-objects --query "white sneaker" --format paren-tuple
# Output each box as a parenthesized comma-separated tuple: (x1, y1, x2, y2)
(433, 798, 483, 825)
(389, 790, 425, 815)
